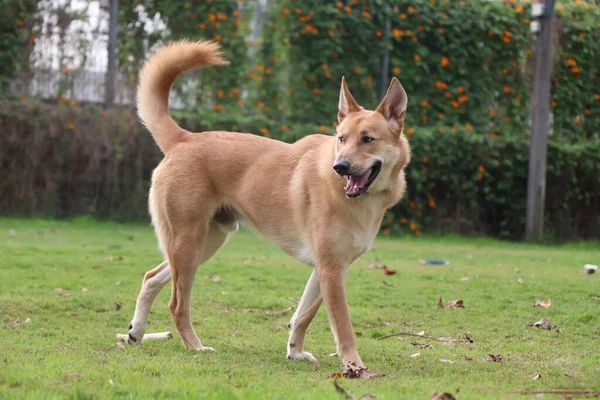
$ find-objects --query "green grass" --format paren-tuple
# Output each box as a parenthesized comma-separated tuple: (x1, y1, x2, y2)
(1, 218, 599, 399)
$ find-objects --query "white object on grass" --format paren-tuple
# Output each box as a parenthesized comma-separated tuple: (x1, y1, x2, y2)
(116, 332, 173, 341)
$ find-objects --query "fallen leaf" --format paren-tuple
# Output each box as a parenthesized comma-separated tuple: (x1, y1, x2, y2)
(328, 372, 342, 379)
(513, 268, 520, 274)
(445, 299, 464, 309)
(460, 277, 469, 281)
(488, 354, 504, 362)
(528, 318, 555, 330)
(592, 296, 600, 301)
(115, 302, 122, 310)
(439, 359, 454, 364)
(533, 373, 542, 380)
(383, 266, 396, 275)
(376, 317, 391, 326)
(535, 299, 552, 308)
(82, 288, 88, 292)
(104, 255, 114, 261)
(430, 393, 456, 400)
(360, 395, 376, 400)
(355, 332, 363, 337)
(382, 281, 395, 288)
(212, 276, 221, 282)
(417, 330, 425, 336)
(92, 265, 103, 269)
(464, 333, 473, 343)
(128, 235, 134, 241)
(411, 342, 431, 349)
(116, 339, 125, 348)
(9, 319, 19, 328)
(518, 278, 524, 284)
(115, 281, 121, 286)
(24, 318, 31, 323)
(53, 287, 70, 297)
(438, 297, 444, 309)
(410, 352, 421, 359)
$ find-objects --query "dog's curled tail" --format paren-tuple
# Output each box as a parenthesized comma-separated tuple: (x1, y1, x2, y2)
(137, 39, 229, 153)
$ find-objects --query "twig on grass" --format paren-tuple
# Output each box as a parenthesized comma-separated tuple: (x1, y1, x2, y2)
(265, 306, 294, 317)
(376, 331, 471, 343)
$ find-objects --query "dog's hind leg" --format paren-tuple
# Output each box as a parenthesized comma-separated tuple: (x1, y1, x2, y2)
(168, 221, 230, 351)
(127, 260, 172, 344)
(286, 271, 322, 363)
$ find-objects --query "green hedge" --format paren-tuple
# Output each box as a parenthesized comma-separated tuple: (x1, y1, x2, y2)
(2, 100, 598, 240)
(381, 126, 600, 240)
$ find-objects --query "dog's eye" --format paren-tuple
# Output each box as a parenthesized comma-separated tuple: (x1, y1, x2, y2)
(362, 136, 374, 144)
(338, 136, 344, 143)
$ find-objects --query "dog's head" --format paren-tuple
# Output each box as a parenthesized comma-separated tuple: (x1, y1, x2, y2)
(333, 77, 411, 198)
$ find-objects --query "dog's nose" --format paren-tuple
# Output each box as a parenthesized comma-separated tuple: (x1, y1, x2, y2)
(333, 160, 351, 175)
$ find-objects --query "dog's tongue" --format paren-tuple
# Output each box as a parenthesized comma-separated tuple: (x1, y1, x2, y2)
(345, 171, 371, 196)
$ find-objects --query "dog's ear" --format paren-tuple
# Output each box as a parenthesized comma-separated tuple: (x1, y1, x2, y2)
(338, 76, 363, 124)
(376, 78, 408, 132)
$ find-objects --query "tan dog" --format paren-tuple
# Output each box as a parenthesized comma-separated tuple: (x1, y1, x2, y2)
(126, 40, 410, 378)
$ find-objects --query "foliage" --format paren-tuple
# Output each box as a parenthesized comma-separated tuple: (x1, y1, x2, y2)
(380, 126, 600, 240)
(260, 0, 599, 140)
(118, 0, 248, 111)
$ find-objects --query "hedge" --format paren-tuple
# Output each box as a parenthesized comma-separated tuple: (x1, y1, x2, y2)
(2, 100, 598, 240)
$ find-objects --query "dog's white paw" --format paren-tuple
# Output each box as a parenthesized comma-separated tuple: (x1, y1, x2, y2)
(127, 322, 144, 345)
(287, 351, 318, 363)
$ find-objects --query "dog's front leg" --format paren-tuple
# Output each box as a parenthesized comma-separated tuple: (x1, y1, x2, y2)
(317, 265, 377, 379)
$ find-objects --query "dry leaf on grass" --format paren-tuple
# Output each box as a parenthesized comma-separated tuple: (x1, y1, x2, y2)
(464, 333, 473, 343)
(533, 373, 542, 380)
(591, 296, 600, 301)
(92, 265, 103, 269)
(535, 299, 552, 308)
(383, 266, 396, 275)
(518, 278, 524, 285)
(115, 302, 122, 310)
(410, 352, 421, 359)
(127, 235, 134, 241)
(439, 359, 454, 364)
(355, 332, 363, 337)
(430, 393, 456, 400)
(382, 281, 395, 288)
(327, 372, 342, 380)
(488, 354, 504, 362)
(528, 318, 555, 330)
(9, 319, 19, 328)
(438, 297, 464, 308)
(53, 288, 70, 297)
(212, 276, 221, 282)
(114, 281, 121, 286)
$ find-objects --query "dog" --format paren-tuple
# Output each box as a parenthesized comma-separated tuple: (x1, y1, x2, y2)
(126, 39, 410, 379)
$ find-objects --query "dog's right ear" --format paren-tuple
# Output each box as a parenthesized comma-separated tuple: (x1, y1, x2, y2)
(338, 76, 363, 124)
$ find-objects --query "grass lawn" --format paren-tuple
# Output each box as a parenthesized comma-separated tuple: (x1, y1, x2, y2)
(1, 218, 599, 399)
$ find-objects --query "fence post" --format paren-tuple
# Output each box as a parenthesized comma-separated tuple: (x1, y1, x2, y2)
(526, 0, 555, 242)
(105, 0, 119, 107)
(378, 15, 391, 101)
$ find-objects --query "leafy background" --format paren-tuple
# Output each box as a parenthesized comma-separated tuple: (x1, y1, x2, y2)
(1, 0, 599, 240)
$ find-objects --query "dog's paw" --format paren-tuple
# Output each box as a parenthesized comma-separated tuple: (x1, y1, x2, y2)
(287, 351, 318, 363)
(127, 322, 143, 345)
(341, 361, 378, 379)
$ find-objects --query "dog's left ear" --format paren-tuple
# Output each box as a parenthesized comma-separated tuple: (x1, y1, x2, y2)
(376, 78, 408, 132)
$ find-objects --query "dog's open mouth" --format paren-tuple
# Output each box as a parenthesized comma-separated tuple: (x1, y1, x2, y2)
(344, 161, 382, 198)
